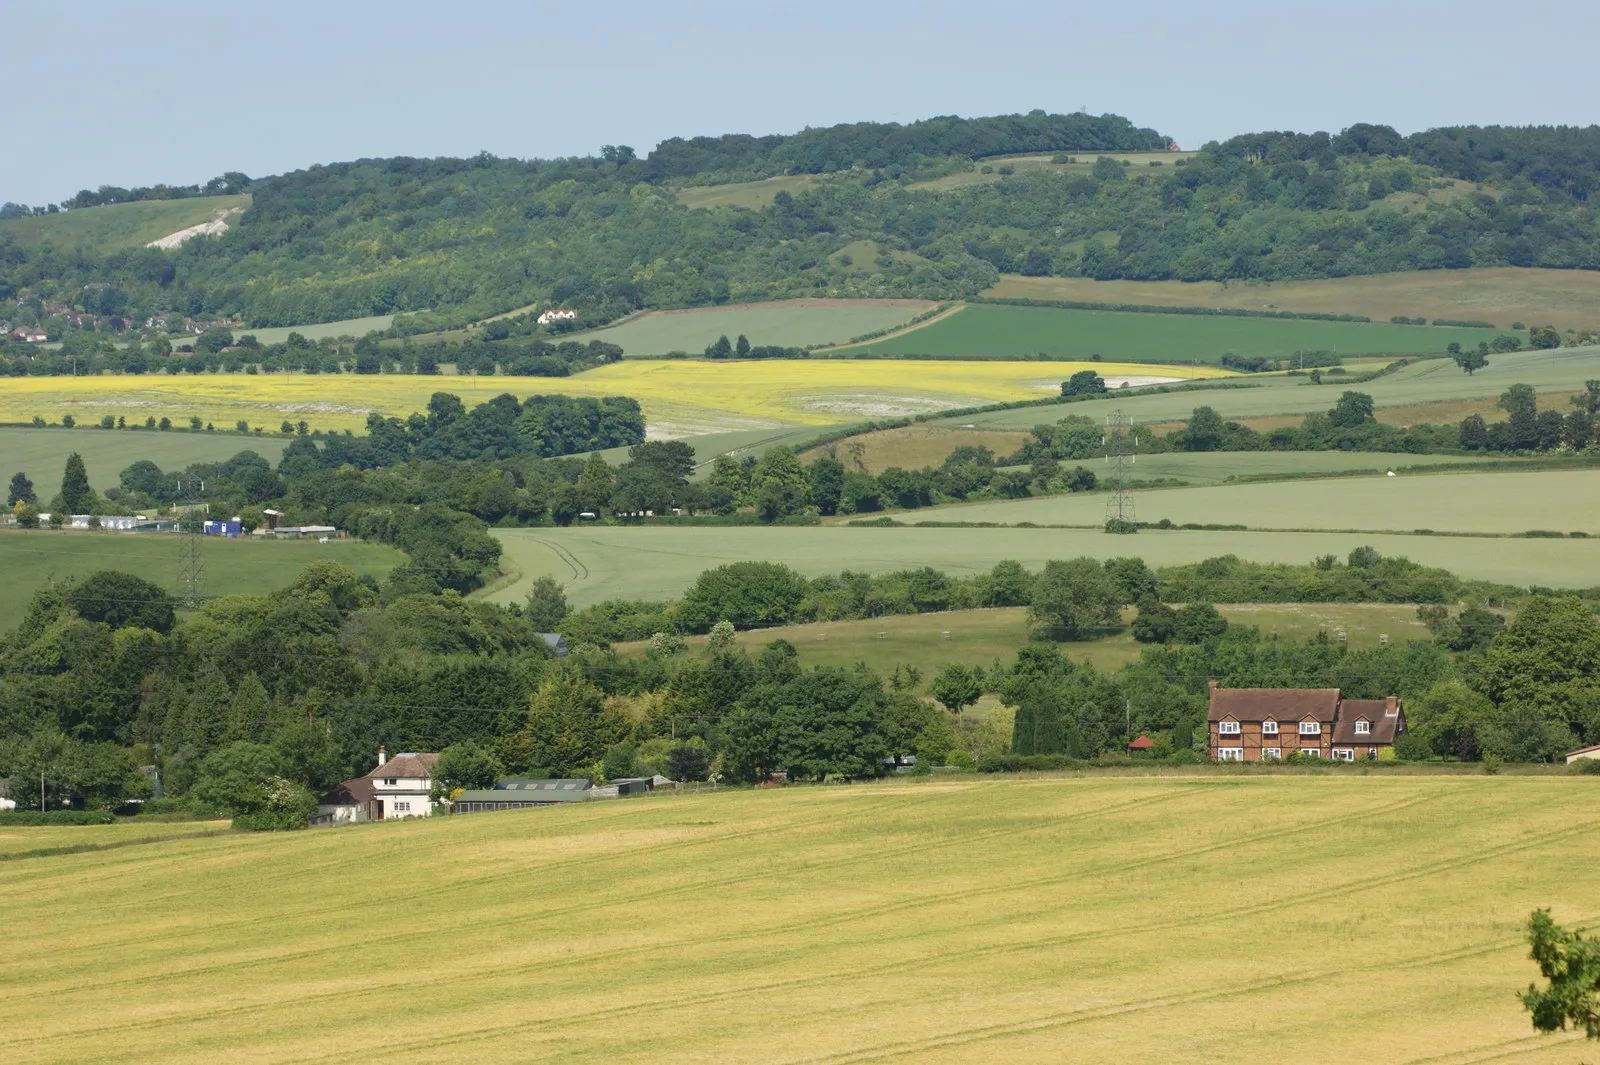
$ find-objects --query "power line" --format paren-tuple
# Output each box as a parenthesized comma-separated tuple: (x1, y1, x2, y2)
(1103, 409, 1136, 532)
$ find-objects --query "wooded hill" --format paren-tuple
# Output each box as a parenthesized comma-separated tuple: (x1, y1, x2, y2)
(3, 112, 1599, 330)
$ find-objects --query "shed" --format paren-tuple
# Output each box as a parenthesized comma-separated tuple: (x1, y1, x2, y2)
(1127, 735, 1154, 753)
(1566, 743, 1600, 765)
(540, 633, 569, 658)
(453, 778, 592, 813)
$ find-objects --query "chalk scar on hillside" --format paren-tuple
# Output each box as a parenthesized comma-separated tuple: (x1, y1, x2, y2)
(145, 206, 243, 249)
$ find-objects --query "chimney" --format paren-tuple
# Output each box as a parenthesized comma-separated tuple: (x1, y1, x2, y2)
(377, 745, 387, 766)
(1385, 695, 1398, 717)
(1207, 679, 1219, 692)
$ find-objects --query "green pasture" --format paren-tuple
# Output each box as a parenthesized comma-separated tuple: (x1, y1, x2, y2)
(675, 174, 824, 210)
(910, 469, 1600, 536)
(595, 424, 843, 474)
(938, 344, 1600, 430)
(614, 602, 1431, 680)
(0, 195, 251, 251)
(908, 151, 1199, 192)
(3, 777, 1593, 1063)
(0, 532, 404, 633)
(0, 428, 287, 492)
(486, 524, 1600, 609)
(241, 315, 396, 345)
(575, 300, 936, 355)
(834, 303, 1498, 362)
(1109, 450, 1533, 484)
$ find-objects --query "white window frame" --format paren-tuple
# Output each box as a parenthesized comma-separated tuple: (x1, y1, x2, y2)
(384, 777, 397, 786)
(1354, 720, 1371, 735)
(1216, 747, 1244, 762)
(1298, 720, 1321, 736)
(394, 800, 410, 813)
(1301, 749, 1321, 759)
(1261, 720, 1278, 736)
(1262, 747, 1282, 760)
(1332, 749, 1354, 762)
(1218, 720, 1241, 736)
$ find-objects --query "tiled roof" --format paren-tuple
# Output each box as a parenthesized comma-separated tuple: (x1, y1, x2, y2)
(1331, 699, 1405, 744)
(364, 753, 438, 780)
(1208, 688, 1340, 723)
(320, 776, 375, 806)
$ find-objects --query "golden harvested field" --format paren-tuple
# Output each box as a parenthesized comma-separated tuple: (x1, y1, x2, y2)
(986, 267, 1600, 331)
(0, 360, 1231, 437)
(3, 776, 1595, 1064)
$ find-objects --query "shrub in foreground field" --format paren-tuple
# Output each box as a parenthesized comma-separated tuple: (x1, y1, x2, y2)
(0, 810, 116, 826)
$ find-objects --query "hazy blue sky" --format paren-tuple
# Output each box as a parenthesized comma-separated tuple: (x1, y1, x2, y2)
(3, 0, 1594, 205)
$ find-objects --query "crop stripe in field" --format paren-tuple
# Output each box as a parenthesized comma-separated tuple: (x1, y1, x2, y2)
(0, 789, 1184, 1047)
(529, 536, 589, 584)
(267, 805, 1597, 1065)
(6, 791, 940, 998)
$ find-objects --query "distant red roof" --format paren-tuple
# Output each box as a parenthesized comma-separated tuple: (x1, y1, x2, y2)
(1127, 735, 1154, 750)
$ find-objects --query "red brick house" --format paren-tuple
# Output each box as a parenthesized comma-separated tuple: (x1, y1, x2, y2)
(1207, 682, 1405, 762)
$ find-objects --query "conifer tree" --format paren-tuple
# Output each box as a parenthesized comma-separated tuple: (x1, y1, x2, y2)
(186, 661, 234, 751)
(60, 452, 92, 513)
(227, 673, 273, 742)
(734, 334, 751, 358)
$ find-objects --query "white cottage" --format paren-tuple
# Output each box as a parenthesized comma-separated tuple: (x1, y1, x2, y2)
(315, 746, 438, 825)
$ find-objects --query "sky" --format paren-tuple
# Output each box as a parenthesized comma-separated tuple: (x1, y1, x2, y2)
(2, 0, 1595, 205)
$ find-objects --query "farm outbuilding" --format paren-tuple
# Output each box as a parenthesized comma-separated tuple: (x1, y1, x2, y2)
(1566, 743, 1600, 765)
(452, 779, 592, 813)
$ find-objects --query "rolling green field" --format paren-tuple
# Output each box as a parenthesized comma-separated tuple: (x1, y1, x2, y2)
(595, 424, 844, 473)
(486, 525, 1600, 609)
(576, 299, 937, 354)
(0, 532, 404, 633)
(614, 603, 1432, 678)
(986, 267, 1600, 333)
(241, 315, 397, 345)
(1100, 450, 1531, 483)
(0, 428, 287, 492)
(0, 195, 251, 250)
(3, 776, 1594, 1064)
(912, 469, 1600, 535)
(935, 344, 1600, 430)
(833, 303, 1498, 362)
(675, 174, 825, 209)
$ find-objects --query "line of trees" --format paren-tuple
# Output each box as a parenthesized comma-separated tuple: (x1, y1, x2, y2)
(7, 117, 1600, 329)
(5, 548, 1591, 828)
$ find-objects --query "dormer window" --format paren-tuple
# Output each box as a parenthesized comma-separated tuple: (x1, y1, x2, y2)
(1354, 720, 1370, 735)
(1299, 720, 1321, 736)
(1218, 720, 1241, 736)
(1261, 720, 1278, 736)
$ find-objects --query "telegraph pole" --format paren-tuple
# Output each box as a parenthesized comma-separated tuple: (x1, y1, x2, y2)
(1103, 409, 1136, 533)
(177, 475, 206, 608)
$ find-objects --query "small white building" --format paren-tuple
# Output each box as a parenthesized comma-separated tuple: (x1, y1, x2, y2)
(315, 746, 438, 825)
(536, 309, 577, 326)
(1566, 743, 1600, 765)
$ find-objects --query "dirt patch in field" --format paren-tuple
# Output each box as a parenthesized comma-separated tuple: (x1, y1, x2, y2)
(800, 425, 1033, 473)
(792, 393, 986, 418)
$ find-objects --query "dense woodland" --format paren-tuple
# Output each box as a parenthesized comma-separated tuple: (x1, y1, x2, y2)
(3, 114, 1599, 329)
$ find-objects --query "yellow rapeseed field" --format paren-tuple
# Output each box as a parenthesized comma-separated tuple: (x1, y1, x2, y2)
(0, 360, 1231, 435)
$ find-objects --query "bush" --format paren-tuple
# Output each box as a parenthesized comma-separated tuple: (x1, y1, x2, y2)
(945, 748, 976, 770)
(975, 753, 1082, 773)
(666, 744, 711, 781)
(0, 809, 115, 826)
(1569, 758, 1600, 775)
(231, 777, 316, 831)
